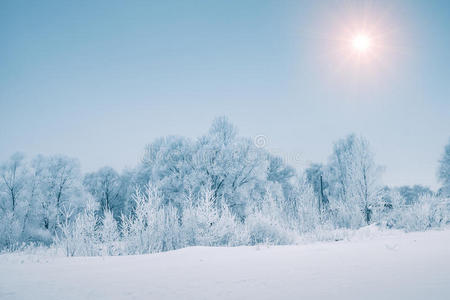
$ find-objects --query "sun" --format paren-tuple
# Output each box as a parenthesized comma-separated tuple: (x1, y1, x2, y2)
(352, 34, 371, 53)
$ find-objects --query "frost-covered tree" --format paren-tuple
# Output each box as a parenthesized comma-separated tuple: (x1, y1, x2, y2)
(20, 156, 52, 244)
(121, 185, 182, 254)
(384, 191, 448, 231)
(295, 176, 322, 232)
(327, 134, 383, 226)
(33, 155, 83, 232)
(55, 196, 99, 256)
(135, 117, 279, 221)
(182, 187, 240, 246)
(266, 155, 297, 216)
(245, 185, 295, 245)
(0, 153, 27, 212)
(100, 210, 120, 255)
(136, 135, 195, 210)
(305, 163, 329, 213)
(438, 139, 450, 197)
(191, 117, 268, 219)
(397, 185, 433, 205)
(0, 153, 29, 249)
(83, 167, 123, 217)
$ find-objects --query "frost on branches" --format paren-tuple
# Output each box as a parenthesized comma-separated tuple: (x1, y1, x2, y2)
(1, 118, 449, 255)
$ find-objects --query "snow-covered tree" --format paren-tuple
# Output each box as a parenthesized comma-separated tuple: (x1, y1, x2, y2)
(0, 153, 30, 249)
(295, 176, 322, 232)
(190, 117, 268, 219)
(304, 163, 329, 213)
(99, 210, 120, 255)
(55, 196, 99, 256)
(33, 155, 83, 232)
(135, 117, 278, 221)
(327, 134, 383, 226)
(396, 185, 433, 205)
(245, 184, 296, 245)
(0, 153, 27, 212)
(83, 167, 124, 217)
(385, 192, 448, 231)
(181, 187, 240, 246)
(136, 135, 194, 210)
(121, 185, 182, 254)
(438, 139, 450, 197)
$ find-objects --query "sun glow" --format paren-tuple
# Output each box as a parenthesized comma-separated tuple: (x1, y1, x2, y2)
(352, 34, 371, 53)
(305, 1, 402, 80)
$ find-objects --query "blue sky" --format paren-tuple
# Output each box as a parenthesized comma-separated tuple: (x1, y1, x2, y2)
(1, 0, 449, 189)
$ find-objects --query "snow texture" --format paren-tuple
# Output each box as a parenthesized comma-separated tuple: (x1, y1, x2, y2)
(1, 228, 449, 300)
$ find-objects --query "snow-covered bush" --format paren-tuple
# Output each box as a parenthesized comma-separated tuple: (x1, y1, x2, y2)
(213, 203, 246, 246)
(55, 198, 99, 256)
(0, 211, 22, 251)
(245, 211, 296, 245)
(295, 178, 322, 233)
(329, 199, 366, 229)
(121, 185, 182, 254)
(245, 190, 297, 245)
(99, 210, 120, 256)
(181, 189, 241, 246)
(384, 192, 449, 231)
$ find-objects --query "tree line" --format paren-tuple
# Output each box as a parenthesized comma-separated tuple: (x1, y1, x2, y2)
(1, 117, 449, 254)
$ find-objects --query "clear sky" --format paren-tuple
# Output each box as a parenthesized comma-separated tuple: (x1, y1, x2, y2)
(1, 0, 449, 190)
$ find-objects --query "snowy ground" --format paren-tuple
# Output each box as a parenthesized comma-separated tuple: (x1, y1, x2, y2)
(1, 228, 450, 300)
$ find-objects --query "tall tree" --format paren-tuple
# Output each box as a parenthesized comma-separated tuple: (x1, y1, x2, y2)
(305, 163, 329, 212)
(35, 155, 82, 230)
(327, 134, 383, 224)
(0, 153, 27, 212)
(438, 139, 450, 197)
(84, 167, 121, 212)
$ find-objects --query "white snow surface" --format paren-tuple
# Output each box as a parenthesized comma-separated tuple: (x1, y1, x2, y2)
(1, 227, 450, 300)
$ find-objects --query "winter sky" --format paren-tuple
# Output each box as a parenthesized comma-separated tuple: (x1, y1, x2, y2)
(1, 0, 449, 189)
